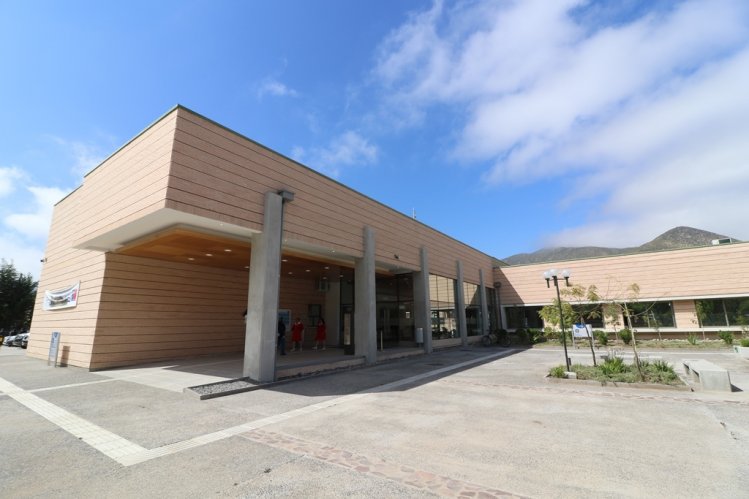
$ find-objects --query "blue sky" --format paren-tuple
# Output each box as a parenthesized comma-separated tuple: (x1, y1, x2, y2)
(2, 0, 749, 278)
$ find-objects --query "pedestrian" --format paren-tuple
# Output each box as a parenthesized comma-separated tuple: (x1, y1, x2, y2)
(290, 317, 304, 352)
(277, 319, 286, 355)
(313, 317, 326, 350)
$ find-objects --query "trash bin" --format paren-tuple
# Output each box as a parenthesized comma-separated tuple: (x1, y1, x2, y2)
(415, 327, 424, 346)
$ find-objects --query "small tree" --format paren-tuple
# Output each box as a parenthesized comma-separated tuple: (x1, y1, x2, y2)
(562, 284, 603, 366)
(0, 259, 38, 332)
(539, 299, 575, 340)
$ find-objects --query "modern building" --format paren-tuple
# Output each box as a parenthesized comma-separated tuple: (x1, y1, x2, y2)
(27, 106, 749, 380)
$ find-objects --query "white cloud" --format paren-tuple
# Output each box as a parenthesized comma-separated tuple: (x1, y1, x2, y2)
(50, 136, 108, 177)
(5, 186, 69, 240)
(257, 78, 299, 99)
(372, 0, 749, 246)
(0, 166, 26, 198)
(292, 131, 378, 177)
(0, 233, 44, 279)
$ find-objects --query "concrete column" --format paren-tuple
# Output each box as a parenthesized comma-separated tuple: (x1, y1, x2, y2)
(412, 246, 432, 353)
(243, 192, 283, 383)
(355, 226, 377, 364)
(455, 260, 468, 346)
(479, 269, 489, 336)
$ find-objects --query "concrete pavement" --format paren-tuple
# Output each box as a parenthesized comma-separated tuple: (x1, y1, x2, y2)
(1, 345, 748, 498)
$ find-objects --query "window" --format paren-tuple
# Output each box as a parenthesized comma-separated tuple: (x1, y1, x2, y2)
(571, 305, 604, 328)
(623, 301, 674, 328)
(696, 297, 749, 327)
(505, 305, 543, 329)
(429, 274, 457, 339)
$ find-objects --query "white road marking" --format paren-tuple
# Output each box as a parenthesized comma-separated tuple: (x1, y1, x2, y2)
(2, 349, 518, 467)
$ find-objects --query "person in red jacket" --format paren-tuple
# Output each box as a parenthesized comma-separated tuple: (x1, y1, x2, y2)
(313, 318, 326, 350)
(290, 317, 304, 352)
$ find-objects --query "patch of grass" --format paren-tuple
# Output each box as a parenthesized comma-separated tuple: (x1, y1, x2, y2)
(569, 358, 681, 385)
(687, 333, 698, 345)
(549, 365, 566, 378)
(740, 338, 749, 347)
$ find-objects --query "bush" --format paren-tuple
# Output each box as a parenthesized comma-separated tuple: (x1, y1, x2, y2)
(740, 338, 749, 347)
(687, 333, 698, 345)
(594, 330, 608, 346)
(718, 331, 734, 346)
(600, 357, 628, 376)
(549, 365, 566, 378)
(515, 328, 528, 344)
(527, 328, 544, 344)
(619, 328, 633, 345)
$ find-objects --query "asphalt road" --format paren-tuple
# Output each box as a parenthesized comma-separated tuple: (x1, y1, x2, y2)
(1, 345, 748, 498)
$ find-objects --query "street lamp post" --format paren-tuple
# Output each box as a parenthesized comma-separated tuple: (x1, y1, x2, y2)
(544, 269, 571, 371)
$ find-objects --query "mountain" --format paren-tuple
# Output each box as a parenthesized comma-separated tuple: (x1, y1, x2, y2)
(503, 226, 736, 265)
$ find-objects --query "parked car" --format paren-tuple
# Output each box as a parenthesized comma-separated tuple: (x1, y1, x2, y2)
(21, 333, 29, 349)
(3, 334, 18, 346)
(13, 333, 28, 348)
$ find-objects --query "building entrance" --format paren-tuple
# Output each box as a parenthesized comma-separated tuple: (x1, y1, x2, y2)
(376, 274, 415, 348)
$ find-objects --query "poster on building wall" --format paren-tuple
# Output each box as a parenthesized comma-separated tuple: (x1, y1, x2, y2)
(43, 282, 80, 311)
(572, 324, 593, 338)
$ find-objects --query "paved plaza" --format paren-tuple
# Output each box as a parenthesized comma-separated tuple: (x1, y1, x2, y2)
(1, 345, 748, 498)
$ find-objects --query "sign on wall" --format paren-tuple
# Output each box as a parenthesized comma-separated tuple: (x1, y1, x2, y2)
(43, 282, 80, 311)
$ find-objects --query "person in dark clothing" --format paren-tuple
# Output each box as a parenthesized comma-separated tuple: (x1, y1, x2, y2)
(277, 319, 287, 355)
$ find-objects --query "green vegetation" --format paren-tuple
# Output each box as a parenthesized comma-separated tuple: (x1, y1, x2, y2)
(551, 358, 681, 385)
(718, 331, 734, 346)
(687, 333, 698, 345)
(593, 330, 608, 345)
(619, 328, 633, 345)
(740, 338, 749, 348)
(1, 260, 37, 332)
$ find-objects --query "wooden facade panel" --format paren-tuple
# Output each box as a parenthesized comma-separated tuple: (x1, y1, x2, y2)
(497, 243, 749, 305)
(172, 109, 495, 282)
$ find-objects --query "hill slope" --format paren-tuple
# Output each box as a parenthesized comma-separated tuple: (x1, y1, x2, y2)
(503, 226, 735, 265)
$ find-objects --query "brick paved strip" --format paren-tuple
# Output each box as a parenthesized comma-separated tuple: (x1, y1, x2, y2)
(242, 429, 527, 498)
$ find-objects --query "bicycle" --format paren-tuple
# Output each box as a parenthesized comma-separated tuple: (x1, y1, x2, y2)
(481, 329, 511, 347)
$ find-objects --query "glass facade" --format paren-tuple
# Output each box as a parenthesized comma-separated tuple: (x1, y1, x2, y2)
(376, 274, 414, 346)
(696, 297, 749, 327)
(429, 274, 458, 339)
(505, 305, 543, 329)
(572, 305, 604, 328)
(623, 301, 675, 328)
(463, 282, 481, 336)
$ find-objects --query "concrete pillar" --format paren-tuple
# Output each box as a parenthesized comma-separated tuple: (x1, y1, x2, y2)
(479, 269, 489, 336)
(355, 226, 377, 364)
(243, 192, 283, 383)
(412, 246, 432, 353)
(455, 260, 468, 346)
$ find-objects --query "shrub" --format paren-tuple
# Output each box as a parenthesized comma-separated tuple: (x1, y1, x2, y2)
(549, 365, 566, 378)
(651, 360, 673, 373)
(740, 338, 749, 348)
(718, 331, 734, 346)
(594, 330, 608, 346)
(600, 356, 628, 376)
(619, 328, 633, 345)
(515, 328, 529, 344)
(527, 328, 544, 344)
(687, 333, 698, 345)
